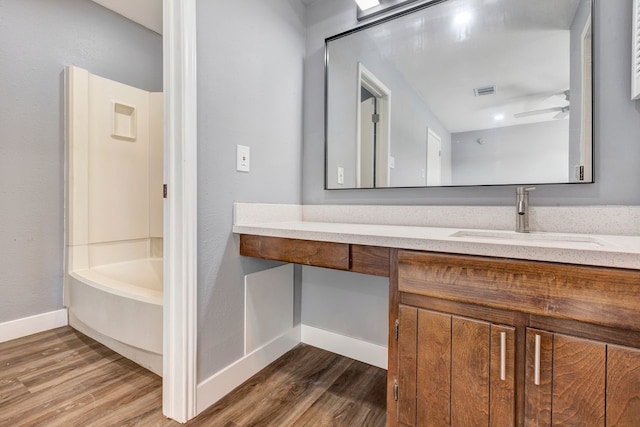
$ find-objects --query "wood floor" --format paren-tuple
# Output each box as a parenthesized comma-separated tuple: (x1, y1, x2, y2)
(0, 327, 386, 426)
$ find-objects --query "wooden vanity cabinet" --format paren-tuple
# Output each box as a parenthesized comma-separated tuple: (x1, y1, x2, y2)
(396, 305, 516, 426)
(391, 250, 640, 427)
(237, 235, 640, 426)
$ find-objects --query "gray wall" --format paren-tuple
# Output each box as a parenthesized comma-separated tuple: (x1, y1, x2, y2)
(451, 120, 570, 186)
(196, 0, 305, 381)
(388, 76, 452, 188)
(326, 31, 452, 188)
(303, 0, 640, 206)
(0, 0, 162, 324)
(302, 266, 388, 346)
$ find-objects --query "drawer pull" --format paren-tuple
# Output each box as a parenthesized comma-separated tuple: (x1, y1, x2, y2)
(534, 334, 541, 386)
(500, 331, 507, 381)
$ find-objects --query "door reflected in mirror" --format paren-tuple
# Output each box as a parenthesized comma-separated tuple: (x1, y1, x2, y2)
(357, 63, 391, 187)
(325, 0, 593, 189)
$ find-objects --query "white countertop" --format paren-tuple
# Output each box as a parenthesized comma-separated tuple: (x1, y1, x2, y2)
(233, 220, 640, 270)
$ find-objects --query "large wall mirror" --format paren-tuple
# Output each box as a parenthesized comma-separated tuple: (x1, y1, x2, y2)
(325, 0, 593, 189)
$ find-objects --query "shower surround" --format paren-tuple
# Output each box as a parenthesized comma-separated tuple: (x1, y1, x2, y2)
(65, 66, 164, 374)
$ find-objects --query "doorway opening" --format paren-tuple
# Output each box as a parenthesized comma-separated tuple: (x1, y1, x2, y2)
(357, 63, 391, 188)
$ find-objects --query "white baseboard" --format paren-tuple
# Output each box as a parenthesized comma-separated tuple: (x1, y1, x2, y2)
(0, 309, 68, 344)
(301, 324, 388, 369)
(195, 324, 389, 415)
(196, 325, 301, 415)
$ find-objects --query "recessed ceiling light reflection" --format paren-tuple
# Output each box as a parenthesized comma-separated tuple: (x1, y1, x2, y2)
(454, 11, 472, 25)
(494, 114, 505, 121)
(355, 0, 380, 11)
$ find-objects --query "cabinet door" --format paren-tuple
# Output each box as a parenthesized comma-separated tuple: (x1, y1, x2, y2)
(397, 305, 418, 426)
(525, 329, 606, 426)
(525, 329, 553, 426)
(607, 344, 640, 425)
(490, 324, 516, 426)
(397, 306, 516, 427)
(451, 319, 516, 427)
(417, 309, 451, 426)
(451, 316, 491, 426)
(553, 333, 605, 425)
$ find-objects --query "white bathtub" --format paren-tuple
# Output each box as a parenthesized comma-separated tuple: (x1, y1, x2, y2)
(67, 257, 163, 375)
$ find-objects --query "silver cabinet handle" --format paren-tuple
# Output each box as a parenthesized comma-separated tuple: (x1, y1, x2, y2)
(500, 331, 507, 381)
(534, 334, 541, 386)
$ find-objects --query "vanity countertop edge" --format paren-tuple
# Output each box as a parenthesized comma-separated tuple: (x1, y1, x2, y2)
(233, 220, 640, 270)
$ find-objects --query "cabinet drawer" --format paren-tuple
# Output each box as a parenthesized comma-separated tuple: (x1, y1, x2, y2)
(349, 245, 390, 277)
(397, 250, 640, 332)
(240, 235, 349, 270)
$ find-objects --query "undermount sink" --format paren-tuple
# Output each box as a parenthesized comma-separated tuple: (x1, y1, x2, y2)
(449, 230, 606, 248)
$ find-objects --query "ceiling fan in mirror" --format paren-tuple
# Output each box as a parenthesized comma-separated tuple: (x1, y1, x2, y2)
(514, 90, 570, 120)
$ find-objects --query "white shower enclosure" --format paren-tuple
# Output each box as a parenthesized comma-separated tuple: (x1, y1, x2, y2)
(65, 66, 164, 374)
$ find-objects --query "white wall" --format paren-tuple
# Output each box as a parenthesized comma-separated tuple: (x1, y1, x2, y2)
(196, 0, 306, 381)
(451, 120, 570, 186)
(0, 0, 162, 324)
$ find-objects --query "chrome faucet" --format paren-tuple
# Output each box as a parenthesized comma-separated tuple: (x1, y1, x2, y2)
(516, 187, 535, 233)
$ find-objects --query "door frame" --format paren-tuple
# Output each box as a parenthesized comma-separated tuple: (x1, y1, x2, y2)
(356, 63, 391, 188)
(579, 15, 592, 183)
(162, 0, 198, 422)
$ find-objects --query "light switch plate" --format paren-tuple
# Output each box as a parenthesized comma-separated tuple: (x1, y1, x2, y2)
(237, 145, 250, 172)
(337, 167, 344, 185)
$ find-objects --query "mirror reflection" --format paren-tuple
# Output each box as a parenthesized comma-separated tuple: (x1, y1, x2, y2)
(325, 0, 593, 189)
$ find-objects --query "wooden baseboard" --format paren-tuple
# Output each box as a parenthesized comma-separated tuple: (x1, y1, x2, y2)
(301, 325, 388, 369)
(0, 309, 68, 344)
(196, 325, 301, 415)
